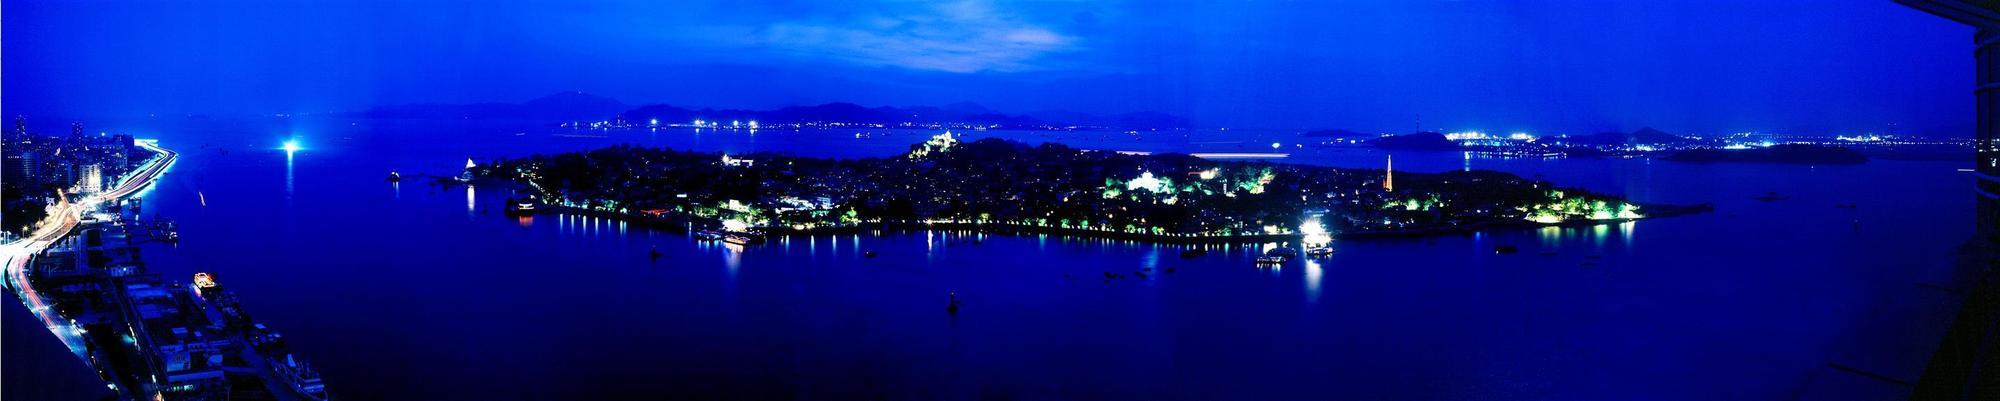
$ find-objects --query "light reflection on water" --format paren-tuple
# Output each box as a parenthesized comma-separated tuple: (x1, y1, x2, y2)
(95, 119, 1970, 401)
(1304, 258, 1323, 304)
(284, 150, 295, 201)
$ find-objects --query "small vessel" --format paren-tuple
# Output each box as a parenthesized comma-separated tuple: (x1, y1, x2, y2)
(1254, 256, 1286, 265)
(1834, 202, 1858, 209)
(386, 170, 402, 182)
(946, 292, 962, 315)
(1179, 249, 1208, 258)
(649, 246, 663, 261)
(694, 229, 724, 241)
(504, 197, 539, 216)
(722, 231, 765, 245)
(1305, 246, 1334, 257)
(1265, 247, 1299, 259)
(1494, 244, 1519, 254)
(1753, 192, 1788, 202)
(862, 250, 878, 258)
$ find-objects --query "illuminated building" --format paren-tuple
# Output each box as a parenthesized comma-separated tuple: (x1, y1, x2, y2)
(1383, 154, 1394, 192)
(76, 164, 103, 194)
(192, 272, 217, 288)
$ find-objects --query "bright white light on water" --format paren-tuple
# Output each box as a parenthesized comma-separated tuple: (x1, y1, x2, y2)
(281, 140, 302, 153)
(1300, 218, 1332, 245)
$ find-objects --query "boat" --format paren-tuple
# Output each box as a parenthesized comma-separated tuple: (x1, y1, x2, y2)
(722, 231, 765, 245)
(694, 229, 724, 241)
(386, 170, 402, 182)
(504, 197, 539, 216)
(946, 292, 962, 315)
(1834, 202, 1858, 209)
(1179, 249, 1208, 258)
(275, 353, 330, 401)
(1494, 244, 1519, 254)
(1265, 247, 1299, 259)
(1254, 256, 1287, 265)
(1753, 192, 1788, 202)
(862, 250, 878, 258)
(1305, 246, 1334, 257)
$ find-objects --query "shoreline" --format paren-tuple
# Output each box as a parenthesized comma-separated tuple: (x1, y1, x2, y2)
(4, 140, 177, 360)
(529, 196, 1712, 244)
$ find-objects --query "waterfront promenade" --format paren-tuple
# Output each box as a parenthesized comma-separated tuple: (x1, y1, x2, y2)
(1, 139, 176, 361)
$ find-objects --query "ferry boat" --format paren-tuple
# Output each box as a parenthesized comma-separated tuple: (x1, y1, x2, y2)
(275, 353, 330, 401)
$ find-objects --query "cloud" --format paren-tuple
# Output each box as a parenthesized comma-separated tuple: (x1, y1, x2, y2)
(755, 0, 1077, 73)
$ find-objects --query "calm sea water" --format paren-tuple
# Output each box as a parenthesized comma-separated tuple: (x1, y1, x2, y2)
(4, 117, 1980, 400)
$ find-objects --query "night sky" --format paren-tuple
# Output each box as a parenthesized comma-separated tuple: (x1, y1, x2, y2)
(0, 1, 1976, 135)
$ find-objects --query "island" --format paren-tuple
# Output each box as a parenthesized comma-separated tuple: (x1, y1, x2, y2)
(472, 133, 1689, 242)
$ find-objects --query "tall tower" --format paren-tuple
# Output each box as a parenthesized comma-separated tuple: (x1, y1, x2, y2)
(1384, 154, 1394, 192)
(70, 121, 82, 138)
(12, 115, 24, 137)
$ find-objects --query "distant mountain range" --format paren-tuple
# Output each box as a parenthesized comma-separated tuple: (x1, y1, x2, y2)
(350, 92, 1192, 130)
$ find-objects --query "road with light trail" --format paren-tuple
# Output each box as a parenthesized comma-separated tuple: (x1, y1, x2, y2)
(2, 139, 177, 360)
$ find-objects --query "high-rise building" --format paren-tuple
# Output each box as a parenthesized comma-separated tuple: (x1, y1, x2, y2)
(76, 164, 103, 194)
(1896, 1, 2000, 399)
(3, 151, 34, 187)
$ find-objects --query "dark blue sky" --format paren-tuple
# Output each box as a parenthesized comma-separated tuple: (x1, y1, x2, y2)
(0, 1, 1976, 135)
